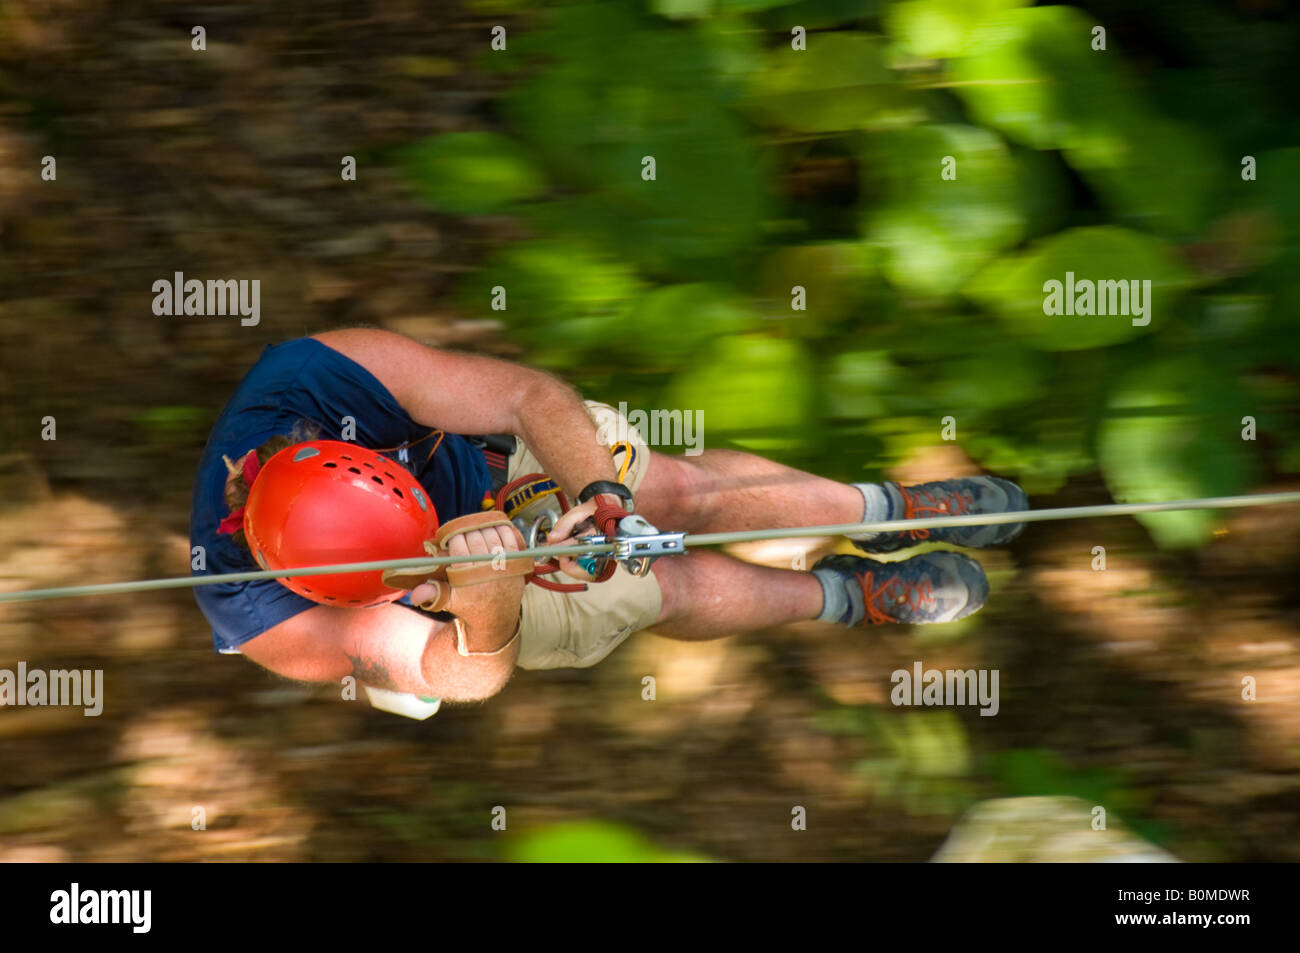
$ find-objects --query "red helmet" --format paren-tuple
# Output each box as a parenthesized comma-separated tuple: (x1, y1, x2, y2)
(243, 440, 438, 607)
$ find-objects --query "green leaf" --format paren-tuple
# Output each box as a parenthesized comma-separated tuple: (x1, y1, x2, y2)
(717, 0, 804, 11)
(932, 341, 1044, 413)
(949, 7, 1129, 152)
(752, 0, 885, 31)
(965, 226, 1194, 351)
(884, 0, 1030, 60)
(996, 749, 1135, 812)
(745, 32, 901, 133)
(1097, 357, 1258, 548)
(457, 238, 646, 363)
(1012, 146, 1071, 240)
(1068, 113, 1219, 237)
(949, 6, 1218, 235)
(824, 349, 900, 420)
(506, 3, 768, 273)
(651, 0, 715, 18)
(664, 334, 815, 445)
(619, 283, 759, 365)
(397, 132, 547, 215)
(1237, 148, 1300, 323)
(757, 242, 875, 327)
(863, 124, 1027, 296)
(507, 820, 710, 863)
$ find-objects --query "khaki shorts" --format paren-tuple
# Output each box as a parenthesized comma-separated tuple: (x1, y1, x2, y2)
(512, 401, 663, 670)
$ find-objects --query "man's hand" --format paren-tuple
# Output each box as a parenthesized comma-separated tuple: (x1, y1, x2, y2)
(546, 498, 599, 547)
(545, 498, 666, 582)
(408, 522, 526, 609)
(411, 521, 527, 655)
(544, 526, 600, 582)
(545, 496, 624, 581)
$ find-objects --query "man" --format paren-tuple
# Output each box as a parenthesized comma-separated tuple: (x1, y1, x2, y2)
(190, 328, 1027, 709)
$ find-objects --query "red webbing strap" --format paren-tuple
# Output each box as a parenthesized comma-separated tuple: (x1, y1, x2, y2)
(528, 569, 588, 593)
(494, 474, 588, 593)
(589, 501, 631, 583)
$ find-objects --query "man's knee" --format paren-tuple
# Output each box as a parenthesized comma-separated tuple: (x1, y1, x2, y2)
(639, 452, 702, 526)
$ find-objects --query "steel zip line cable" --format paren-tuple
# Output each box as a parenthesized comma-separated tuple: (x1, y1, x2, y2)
(3, 490, 1300, 604)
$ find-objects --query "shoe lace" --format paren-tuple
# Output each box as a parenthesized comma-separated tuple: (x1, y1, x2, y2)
(858, 569, 935, 625)
(898, 484, 975, 540)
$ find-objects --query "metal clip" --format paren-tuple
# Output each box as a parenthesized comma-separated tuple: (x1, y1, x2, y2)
(612, 515, 686, 577)
(575, 534, 611, 579)
(571, 518, 687, 579)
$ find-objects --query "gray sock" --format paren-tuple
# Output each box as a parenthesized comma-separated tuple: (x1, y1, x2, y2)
(849, 482, 895, 541)
(813, 567, 864, 626)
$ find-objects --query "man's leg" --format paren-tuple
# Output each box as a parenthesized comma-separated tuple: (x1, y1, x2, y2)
(648, 545, 988, 640)
(648, 549, 823, 641)
(636, 449, 863, 533)
(635, 449, 1027, 551)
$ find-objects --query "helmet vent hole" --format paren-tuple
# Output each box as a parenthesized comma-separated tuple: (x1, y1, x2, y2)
(322, 462, 337, 468)
(347, 467, 362, 474)
(392, 488, 404, 499)
(363, 462, 375, 469)
(371, 476, 383, 485)
(341, 455, 352, 461)
(348, 599, 361, 605)
(384, 471, 396, 479)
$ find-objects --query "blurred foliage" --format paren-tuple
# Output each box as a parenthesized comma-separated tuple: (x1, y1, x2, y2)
(817, 704, 978, 816)
(390, 0, 1300, 853)
(404, 0, 1300, 550)
(398, 132, 548, 214)
(506, 820, 713, 862)
(994, 748, 1174, 846)
(130, 405, 210, 440)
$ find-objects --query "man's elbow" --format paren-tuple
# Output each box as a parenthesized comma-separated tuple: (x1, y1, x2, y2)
(421, 639, 518, 703)
(517, 369, 578, 416)
(432, 661, 515, 703)
(441, 665, 512, 702)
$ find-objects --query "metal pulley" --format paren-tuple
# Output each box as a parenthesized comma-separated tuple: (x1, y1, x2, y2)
(575, 516, 685, 579)
(513, 511, 556, 549)
(613, 514, 684, 576)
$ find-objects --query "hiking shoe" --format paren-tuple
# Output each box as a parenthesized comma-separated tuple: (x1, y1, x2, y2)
(852, 477, 1028, 554)
(813, 552, 988, 626)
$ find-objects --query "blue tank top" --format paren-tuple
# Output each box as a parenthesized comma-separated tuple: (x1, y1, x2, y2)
(189, 337, 493, 653)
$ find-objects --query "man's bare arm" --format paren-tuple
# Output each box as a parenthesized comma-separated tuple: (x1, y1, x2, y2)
(312, 328, 622, 501)
(237, 599, 519, 703)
